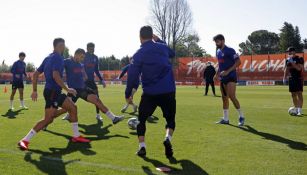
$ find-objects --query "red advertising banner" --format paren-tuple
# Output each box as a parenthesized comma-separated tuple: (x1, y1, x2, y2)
(176, 53, 307, 84)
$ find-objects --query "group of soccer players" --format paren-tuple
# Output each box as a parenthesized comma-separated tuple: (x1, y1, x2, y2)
(10, 25, 303, 158)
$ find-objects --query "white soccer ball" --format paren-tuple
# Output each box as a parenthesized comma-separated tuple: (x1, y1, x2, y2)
(128, 117, 140, 130)
(288, 107, 298, 116)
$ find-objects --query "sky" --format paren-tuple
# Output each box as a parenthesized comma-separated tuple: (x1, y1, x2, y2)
(0, 0, 306, 67)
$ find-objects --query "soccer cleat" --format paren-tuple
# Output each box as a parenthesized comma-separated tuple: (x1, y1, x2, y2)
(163, 139, 173, 158)
(121, 105, 129, 113)
(20, 106, 28, 109)
(10, 107, 15, 111)
(18, 140, 29, 151)
(216, 119, 229, 125)
(133, 105, 138, 113)
(62, 114, 70, 121)
(136, 147, 146, 157)
(238, 117, 245, 126)
(71, 136, 91, 143)
(96, 114, 103, 123)
(112, 116, 125, 124)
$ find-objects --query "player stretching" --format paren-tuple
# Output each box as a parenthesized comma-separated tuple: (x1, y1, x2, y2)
(18, 38, 90, 151)
(79, 42, 106, 123)
(213, 34, 245, 126)
(10, 52, 28, 110)
(283, 47, 304, 115)
(61, 48, 124, 124)
(126, 26, 176, 157)
(117, 59, 138, 113)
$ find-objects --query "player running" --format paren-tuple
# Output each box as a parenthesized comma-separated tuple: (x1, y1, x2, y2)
(213, 34, 245, 126)
(126, 26, 176, 157)
(283, 47, 304, 115)
(10, 52, 29, 110)
(61, 48, 124, 124)
(117, 59, 138, 113)
(81, 42, 106, 123)
(18, 38, 90, 151)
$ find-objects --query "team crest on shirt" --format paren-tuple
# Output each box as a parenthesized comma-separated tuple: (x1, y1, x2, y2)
(54, 102, 58, 107)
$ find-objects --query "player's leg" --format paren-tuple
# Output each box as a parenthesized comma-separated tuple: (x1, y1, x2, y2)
(291, 92, 299, 108)
(60, 96, 90, 143)
(216, 83, 230, 124)
(226, 82, 245, 126)
(10, 87, 17, 110)
(86, 93, 124, 124)
(18, 107, 57, 150)
(211, 82, 216, 96)
(136, 94, 157, 157)
(205, 81, 209, 95)
(18, 87, 27, 109)
(159, 92, 176, 157)
(297, 92, 303, 115)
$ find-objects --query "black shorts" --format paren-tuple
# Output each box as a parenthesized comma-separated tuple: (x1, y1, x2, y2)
(220, 77, 237, 96)
(43, 89, 67, 109)
(139, 92, 176, 129)
(68, 87, 96, 103)
(289, 77, 303, 92)
(85, 80, 98, 91)
(12, 81, 24, 90)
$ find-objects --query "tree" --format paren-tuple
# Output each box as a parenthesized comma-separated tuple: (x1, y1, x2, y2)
(120, 56, 130, 67)
(239, 30, 280, 55)
(26, 62, 35, 72)
(149, 0, 193, 61)
(0, 60, 10, 73)
(175, 33, 207, 57)
(98, 55, 121, 71)
(279, 22, 303, 52)
(303, 38, 307, 49)
(63, 47, 71, 58)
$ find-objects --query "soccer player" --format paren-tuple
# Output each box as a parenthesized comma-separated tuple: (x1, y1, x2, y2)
(117, 59, 138, 113)
(126, 26, 176, 157)
(18, 38, 90, 151)
(203, 61, 216, 96)
(10, 52, 28, 110)
(213, 34, 245, 126)
(283, 47, 304, 115)
(61, 48, 124, 124)
(82, 42, 106, 123)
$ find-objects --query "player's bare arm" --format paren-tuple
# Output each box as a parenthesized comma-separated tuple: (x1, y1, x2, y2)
(31, 71, 41, 101)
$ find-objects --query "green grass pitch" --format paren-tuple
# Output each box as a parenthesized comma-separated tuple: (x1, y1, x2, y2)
(0, 85, 306, 175)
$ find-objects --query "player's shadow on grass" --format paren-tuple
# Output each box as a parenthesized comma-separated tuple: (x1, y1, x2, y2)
(78, 123, 129, 141)
(24, 152, 79, 175)
(141, 157, 209, 175)
(27, 136, 95, 175)
(231, 125, 307, 151)
(1, 109, 25, 119)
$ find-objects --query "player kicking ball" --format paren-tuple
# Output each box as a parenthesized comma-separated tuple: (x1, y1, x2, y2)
(117, 59, 138, 113)
(213, 34, 245, 126)
(61, 48, 124, 124)
(126, 26, 176, 157)
(283, 47, 304, 116)
(18, 38, 90, 151)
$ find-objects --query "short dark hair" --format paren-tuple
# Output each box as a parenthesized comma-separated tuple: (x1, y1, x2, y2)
(87, 42, 95, 48)
(213, 34, 225, 41)
(140, 26, 153, 40)
(286, 47, 296, 53)
(75, 48, 86, 55)
(19, 52, 26, 57)
(53, 38, 65, 48)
